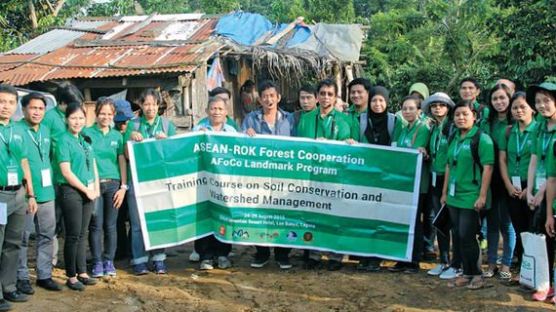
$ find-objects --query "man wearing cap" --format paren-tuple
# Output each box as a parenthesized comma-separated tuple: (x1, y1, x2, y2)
(15, 93, 62, 296)
(346, 78, 371, 141)
(420, 92, 459, 278)
(113, 99, 134, 261)
(0, 84, 38, 311)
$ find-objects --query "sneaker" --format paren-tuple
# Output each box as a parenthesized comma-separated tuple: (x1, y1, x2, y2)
(91, 261, 104, 278)
(200, 260, 214, 270)
(36, 278, 62, 291)
(250, 257, 269, 268)
(277, 259, 293, 270)
(357, 259, 381, 272)
(152, 260, 167, 274)
(133, 263, 149, 275)
(16, 280, 34, 295)
(189, 250, 200, 262)
(103, 260, 117, 276)
(532, 287, 554, 301)
(427, 264, 449, 276)
(439, 267, 462, 280)
(0, 299, 11, 312)
(217, 256, 232, 269)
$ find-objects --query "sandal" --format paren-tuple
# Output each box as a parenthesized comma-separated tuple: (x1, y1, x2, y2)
(498, 270, 512, 280)
(447, 276, 470, 288)
(466, 276, 486, 290)
(482, 266, 498, 278)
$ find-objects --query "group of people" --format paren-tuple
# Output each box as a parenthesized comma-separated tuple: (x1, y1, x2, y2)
(0, 74, 554, 310)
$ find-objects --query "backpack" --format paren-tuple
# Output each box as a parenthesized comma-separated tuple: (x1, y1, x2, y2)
(448, 130, 483, 185)
(133, 117, 169, 135)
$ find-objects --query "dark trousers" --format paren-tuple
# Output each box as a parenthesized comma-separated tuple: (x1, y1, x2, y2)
(60, 185, 93, 277)
(89, 180, 120, 263)
(448, 206, 481, 276)
(255, 246, 290, 262)
(507, 180, 534, 265)
(0, 188, 26, 299)
(194, 235, 231, 260)
(428, 174, 450, 264)
(115, 194, 131, 260)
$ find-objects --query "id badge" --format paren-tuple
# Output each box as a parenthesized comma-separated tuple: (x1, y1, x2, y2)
(511, 176, 522, 190)
(41, 168, 52, 187)
(7, 165, 18, 186)
(391, 141, 397, 147)
(0, 202, 6, 225)
(431, 171, 437, 187)
(449, 181, 456, 197)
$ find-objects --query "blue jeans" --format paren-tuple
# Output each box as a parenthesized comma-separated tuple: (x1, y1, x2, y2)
(127, 182, 165, 265)
(486, 191, 516, 267)
(89, 180, 120, 263)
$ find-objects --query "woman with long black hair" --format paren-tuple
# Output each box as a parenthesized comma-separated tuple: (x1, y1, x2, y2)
(56, 102, 100, 290)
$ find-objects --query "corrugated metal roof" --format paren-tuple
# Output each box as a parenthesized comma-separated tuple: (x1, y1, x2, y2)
(65, 20, 109, 30)
(0, 54, 37, 72)
(10, 29, 87, 54)
(0, 42, 221, 85)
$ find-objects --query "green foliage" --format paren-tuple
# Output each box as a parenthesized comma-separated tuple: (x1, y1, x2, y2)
(0, 0, 553, 101)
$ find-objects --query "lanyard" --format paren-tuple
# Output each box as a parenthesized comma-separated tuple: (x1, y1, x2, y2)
(143, 118, 161, 139)
(78, 136, 92, 172)
(540, 130, 554, 161)
(314, 112, 336, 139)
(27, 128, 45, 162)
(514, 127, 530, 163)
(0, 127, 13, 156)
(451, 139, 466, 167)
(431, 127, 443, 158)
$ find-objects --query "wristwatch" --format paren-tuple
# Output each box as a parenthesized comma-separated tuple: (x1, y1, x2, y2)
(120, 184, 129, 190)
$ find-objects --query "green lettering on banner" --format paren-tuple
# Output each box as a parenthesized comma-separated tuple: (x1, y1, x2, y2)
(128, 132, 422, 261)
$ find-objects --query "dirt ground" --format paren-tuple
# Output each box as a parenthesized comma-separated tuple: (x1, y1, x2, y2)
(11, 243, 555, 312)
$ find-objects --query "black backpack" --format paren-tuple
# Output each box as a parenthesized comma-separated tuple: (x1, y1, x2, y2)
(448, 130, 483, 185)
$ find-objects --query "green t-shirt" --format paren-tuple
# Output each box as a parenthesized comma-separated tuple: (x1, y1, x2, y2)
(296, 108, 352, 141)
(430, 119, 452, 174)
(55, 132, 96, 186)
(0, 121, 27, 186)
(531, 119, 556, 192)
(124, 116, 177, 142)
(392, 119, 431, 193)
(546, 136, 556, 213)
(474, 100, 490, 132)
(42, 107, 66, 145)
(498, 120, 538, 180)
(15, 120, 55, 202)
(446, 126, 495, 209)
(198, 116, 239, 131)
(346, 105, 366, 142)
(487, 118, 509, 148)
(83, 124, 124, 180)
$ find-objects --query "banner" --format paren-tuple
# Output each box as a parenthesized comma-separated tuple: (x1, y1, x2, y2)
(129, 132, 422, 261)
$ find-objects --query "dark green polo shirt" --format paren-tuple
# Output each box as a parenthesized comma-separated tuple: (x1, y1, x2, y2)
(83, 124, 124, 180)
(296, 108, 352, 141)
(16, 120, 55, 202)
(0, 120, 27, 186)
(55, 131, 96, 186)
(446, 126, 495, 209)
